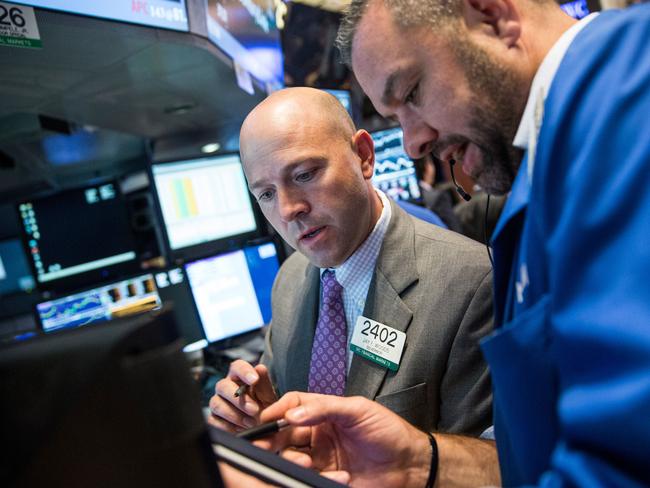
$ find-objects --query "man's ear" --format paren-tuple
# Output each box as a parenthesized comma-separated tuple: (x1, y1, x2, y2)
(463, 0, 521, 47)
(352, 130, 375, 179)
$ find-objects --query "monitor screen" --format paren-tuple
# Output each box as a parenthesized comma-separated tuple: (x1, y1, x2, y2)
(322, 89, 353, 117)
(151, 155, 258, 257)
(559, 0, 590, 19)
(0, 238, 35, 296)
(370, 127, 421, 202)
(184, 241, 280, 343)
(0, 310, 223, 488)
(206, 0, 284, 90)
(8, 0, 189, 31)
(18, 182, 138, 289)
(154, 267, 207, 351)
(37, 273, 161, 333)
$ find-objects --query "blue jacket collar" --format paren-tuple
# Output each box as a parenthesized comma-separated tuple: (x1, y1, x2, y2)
(490, 153, 530, 326)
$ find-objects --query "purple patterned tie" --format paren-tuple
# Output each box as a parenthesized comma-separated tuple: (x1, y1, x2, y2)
(308, 270, 347, 396)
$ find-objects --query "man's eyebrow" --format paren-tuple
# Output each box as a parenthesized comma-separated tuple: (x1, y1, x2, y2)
(381, 70, 402, 106)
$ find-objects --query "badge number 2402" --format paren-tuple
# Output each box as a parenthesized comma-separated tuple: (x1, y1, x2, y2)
(360, 319, 398, 347)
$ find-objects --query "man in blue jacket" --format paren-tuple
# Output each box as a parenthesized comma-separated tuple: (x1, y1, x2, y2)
(255, 0, 650, 486)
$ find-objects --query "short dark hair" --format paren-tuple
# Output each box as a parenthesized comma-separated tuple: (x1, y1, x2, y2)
(336, 0, 551, 67)
(336, 0, 463, 66)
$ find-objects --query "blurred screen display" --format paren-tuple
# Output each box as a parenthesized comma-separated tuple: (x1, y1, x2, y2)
(371, 127, 421, 202)
(37, 274, 161, 333)
(206, 0, 284, 89)
(9, 0, 189, 31)
(184, 242, 279, 343)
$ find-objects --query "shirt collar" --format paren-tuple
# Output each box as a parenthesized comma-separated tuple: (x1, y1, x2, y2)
(320, 189, 392, 290)
(513, 13, 599, 182)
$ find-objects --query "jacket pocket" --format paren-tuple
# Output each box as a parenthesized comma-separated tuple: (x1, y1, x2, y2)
(480, 295, 557, 483)
(376, 382, 428, 428)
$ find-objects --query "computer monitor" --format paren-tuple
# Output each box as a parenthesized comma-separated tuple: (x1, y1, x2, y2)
(370, 127, 422, 202)
(8, 0, 189, 31)
(559, 0, 590, 19)
(151, 154, 259, 261)
(0, 238, 35, 297)
(322, 89, 353, 117)
(206, 0, 284, 91)
(184, 241, 280, 344)
(36, 273, 161, 333)
(154, 266, 207, 352)
(17, 181, 139, 290)
(0, 309, 223, 488)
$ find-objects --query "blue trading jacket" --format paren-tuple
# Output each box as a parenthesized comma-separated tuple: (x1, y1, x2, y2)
(481, 5, 650, 486)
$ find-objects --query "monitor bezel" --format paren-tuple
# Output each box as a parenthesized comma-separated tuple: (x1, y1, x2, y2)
(148, 152, 265, 264)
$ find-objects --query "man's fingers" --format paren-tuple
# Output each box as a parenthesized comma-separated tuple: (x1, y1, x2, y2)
(215, 377, 261, 416)
(262, 392, 376, 428)
(260, 391, 309, 422)
(209, 393, 257, 428)
(228, 359, 260, 385)
(321, 471, 351, 485)
(207, 413, 246, 433)
(279, 448, 313, 468)
(252, 364, 278, 405)
(253, 425, 313, 452)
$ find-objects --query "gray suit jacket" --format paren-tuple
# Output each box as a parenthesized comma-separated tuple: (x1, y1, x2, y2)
(262, 200, 493, 435)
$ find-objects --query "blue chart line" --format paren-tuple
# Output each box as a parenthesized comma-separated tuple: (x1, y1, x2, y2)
(39, 295, 102, 319)
(373, 157, 414, 175)
(39, 293, 107, 331)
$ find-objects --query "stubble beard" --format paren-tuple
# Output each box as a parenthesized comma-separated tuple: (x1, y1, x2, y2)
(449, 33, 527, 195)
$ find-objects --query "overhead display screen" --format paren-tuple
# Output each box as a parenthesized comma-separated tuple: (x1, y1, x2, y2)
(9, 0, 189, 31)
(151, 154, 258, 254)
(206, 0, 284, 90)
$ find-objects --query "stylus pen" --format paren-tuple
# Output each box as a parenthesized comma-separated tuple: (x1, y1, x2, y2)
(234, 384, 248, 398)
(236, 419, 290, 441)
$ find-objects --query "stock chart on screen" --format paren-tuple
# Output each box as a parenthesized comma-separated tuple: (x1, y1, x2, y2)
(371, 128, 421, 201)
(37, 274, 161, 332)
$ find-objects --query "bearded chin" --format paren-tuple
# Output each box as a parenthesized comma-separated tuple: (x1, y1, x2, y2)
(475, 140, 523, 196)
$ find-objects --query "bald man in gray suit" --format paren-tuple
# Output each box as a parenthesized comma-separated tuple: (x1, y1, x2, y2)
(209, 87, 492, 435)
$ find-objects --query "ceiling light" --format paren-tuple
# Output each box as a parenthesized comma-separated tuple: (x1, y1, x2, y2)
(201, 142, 221, 153)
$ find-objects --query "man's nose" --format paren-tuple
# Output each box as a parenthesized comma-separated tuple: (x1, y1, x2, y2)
(402, 117, 438, 160)
(277, 188, 309, 223)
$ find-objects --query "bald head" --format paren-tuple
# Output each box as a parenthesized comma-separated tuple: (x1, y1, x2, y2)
(240, 87, 356, 163)
(236, 86, 383, 268)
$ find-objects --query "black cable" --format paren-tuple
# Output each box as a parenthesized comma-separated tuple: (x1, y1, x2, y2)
(449, 159, 472, 201)
(485, 194, 495, 268)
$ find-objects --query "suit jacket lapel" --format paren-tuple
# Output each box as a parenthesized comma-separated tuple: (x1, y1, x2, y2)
(283, 264, 320, 392)
(346, 201, 417, 398)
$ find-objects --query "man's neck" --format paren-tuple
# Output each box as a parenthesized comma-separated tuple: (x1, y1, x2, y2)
(526, 5, 578, 76)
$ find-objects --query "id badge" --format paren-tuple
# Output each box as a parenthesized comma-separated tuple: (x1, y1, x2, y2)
(350, 316, 406, 371)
